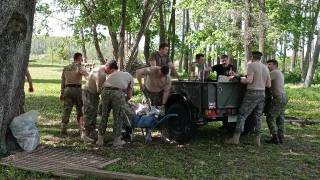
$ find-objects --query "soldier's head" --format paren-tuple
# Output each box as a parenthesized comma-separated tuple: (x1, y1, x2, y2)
(220, 54, 229, 67)
(195, 53, 205, 64)
(267, 59, 278, 71)
(104, 60, 118, 74)
(73, 52, 83, 64)
(251, 51, 263, 61)
(160, 65, 170, 77)
(159, 42, 169, 55)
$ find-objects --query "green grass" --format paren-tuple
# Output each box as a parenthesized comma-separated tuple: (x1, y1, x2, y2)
(1, 61, 320, 179)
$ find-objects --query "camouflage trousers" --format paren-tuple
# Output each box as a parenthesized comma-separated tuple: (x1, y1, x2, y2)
(82, 89, 100, 133)
(143, 87, 163, 106)
(62, 87, 83, 125)
(235, 89, 265, 135)
(99, 88, 132, 137)
(266, 94, 288, 135)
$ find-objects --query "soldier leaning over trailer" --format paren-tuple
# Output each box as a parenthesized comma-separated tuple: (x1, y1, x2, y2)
(225, 51, 271, 146)
(211, 54, 237, 81)
(190, 53, 211, 81)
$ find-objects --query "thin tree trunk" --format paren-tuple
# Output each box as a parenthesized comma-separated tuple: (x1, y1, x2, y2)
(301, 37, 305, 70)
(144, 29, 151, 65)
(159, 1, 166, 44)
(179, 9, 186, 72)
(91, 25, 105, 64)
(283, 34, 287, 72)
(291, 35, 299, 71)
(244, 0, 252, 62)
(80, 28, 88, 63)
(169, 0, 176, 62)
(304, 31, 320, 87)
(258, 0, 266, 63)
(183, 9, 190, 73)
(0, 0, 36, 153)
(119, 0, 127, 70)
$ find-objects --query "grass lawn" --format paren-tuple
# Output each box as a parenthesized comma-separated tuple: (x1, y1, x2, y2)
(1, 61, 320, 179)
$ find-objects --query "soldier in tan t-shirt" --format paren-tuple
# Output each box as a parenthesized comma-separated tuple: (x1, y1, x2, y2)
(265, 59, 288, 144)
(81, 65, 106, 143)
(60, 52, 88, 135)
(136, 66, 171, 107)
(226, 51, 271, 146)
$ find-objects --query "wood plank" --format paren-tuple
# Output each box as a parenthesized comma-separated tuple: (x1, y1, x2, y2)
(64, 167, 169, 180)
(96, 158, 121, 169)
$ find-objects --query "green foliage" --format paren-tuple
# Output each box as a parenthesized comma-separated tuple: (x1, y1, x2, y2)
(284, 70, 301, 84)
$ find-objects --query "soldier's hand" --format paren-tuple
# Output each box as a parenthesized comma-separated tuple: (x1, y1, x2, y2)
(29, 86, 34, 92)
(60, 94, 64, 101)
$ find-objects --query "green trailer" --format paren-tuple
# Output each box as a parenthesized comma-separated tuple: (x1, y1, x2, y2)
(163, 80, 246, 143)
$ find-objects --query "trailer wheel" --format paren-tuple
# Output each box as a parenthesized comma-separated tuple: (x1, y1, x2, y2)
(162, 102, 192, 143)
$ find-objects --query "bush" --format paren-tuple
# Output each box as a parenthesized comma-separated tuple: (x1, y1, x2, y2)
(285, 70, 301, 84)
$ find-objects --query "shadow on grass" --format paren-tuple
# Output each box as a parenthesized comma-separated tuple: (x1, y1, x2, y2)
(29, 64, 64, 68)
(32, 79, 61, 84)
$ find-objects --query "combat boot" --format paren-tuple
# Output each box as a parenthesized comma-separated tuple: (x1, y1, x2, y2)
(81, 130, 95, 143)
(278, 132, 284, 144)
(61, 123, 67, 135)
(96, 134, 105, 146)
(254, 134, 261, 147)
(113, 136, 126, 147)
(225, 132, 241, 145)
(265, 134, 280, 144)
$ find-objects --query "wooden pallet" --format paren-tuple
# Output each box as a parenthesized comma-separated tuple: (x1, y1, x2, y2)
(0, 145, 119, 178)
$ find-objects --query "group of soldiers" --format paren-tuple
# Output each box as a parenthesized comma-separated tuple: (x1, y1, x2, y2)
(60, 42, 287, 147)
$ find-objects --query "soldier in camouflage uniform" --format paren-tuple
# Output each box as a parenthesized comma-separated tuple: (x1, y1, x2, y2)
(225, 51, 271, 146)
(81, 65, 106, 143)
(60, 52, 88, 135)
(265, 59, 288, 144)
(97, 60, 134, 147)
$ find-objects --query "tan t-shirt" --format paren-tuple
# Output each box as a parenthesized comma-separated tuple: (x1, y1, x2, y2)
(144, 66, 171, 92)
(247, 61, 270, 90)
(83, 66, 106, 94)
(61, 63, 88, 93)
(270, 69, 285, 97)
(103, 71, 134, 90)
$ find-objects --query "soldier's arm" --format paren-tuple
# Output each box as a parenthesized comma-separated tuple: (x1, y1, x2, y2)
(25, 68, 34, 92)
(61, 70, 66, 95)
(266, 73, 271, 88)
(126, 76, 134, 100)
(168, 62, 180, 80)
(136, 68, 147, 90)
(240, 74, 253, 84)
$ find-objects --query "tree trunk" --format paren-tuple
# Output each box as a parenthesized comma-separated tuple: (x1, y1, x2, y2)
(0, 0, 36, 153)
(304, 31, 320, 87)
(144, 29, 151, 65)
(300, 37, 305, 70)
(183, 9, 190, 73)
(126, 0, 161, 71)
(291, 35, 299, 71)
(169, 0, 176, 62)
(91, 24, 105, 64)
(119, 0, 127, 70)
(179, 9, 186, 72)
(80, 28, 88, 63)
(159, 1, 166, 44)
(283, 34, 287, 72)
(258, 0, 266, 63)
(244, 0, 252, 62)
(302, 0, 320, 81)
